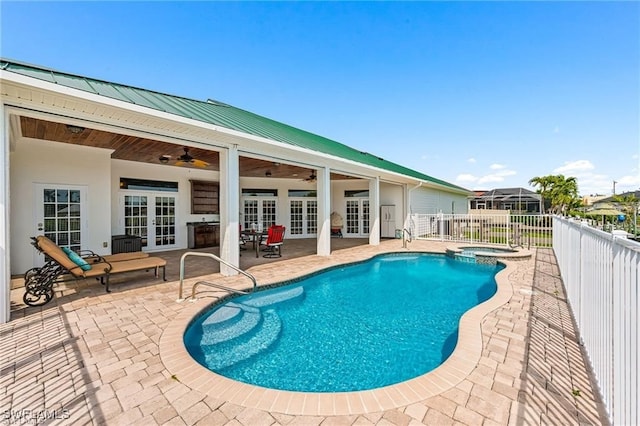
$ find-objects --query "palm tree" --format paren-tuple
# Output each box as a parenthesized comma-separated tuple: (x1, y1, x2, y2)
(529, 174, 580, 215)
(529, 175, 555, 213)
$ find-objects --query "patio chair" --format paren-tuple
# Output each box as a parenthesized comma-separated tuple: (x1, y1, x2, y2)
(331, 212, 343, 238)
(260, 225, 286, 258)
(24, 235, 167, 306)
(239, 224, 247, 251)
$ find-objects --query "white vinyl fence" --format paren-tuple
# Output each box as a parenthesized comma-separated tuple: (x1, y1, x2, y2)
(553, 216, 639, 425)
(409, 213, 553, 248)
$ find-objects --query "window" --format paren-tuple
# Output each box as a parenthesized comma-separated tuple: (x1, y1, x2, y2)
(345, 190, 369, 198)
(288, 190, 317, 197)
(242, 189, 278, 197)
(120, 177, 178, 192)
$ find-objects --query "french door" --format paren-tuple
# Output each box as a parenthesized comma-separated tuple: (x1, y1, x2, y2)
(34, 184, 88, 266)
(121, 192, 177, 251)
(289, 198, 318, 238)
(242, 197, 277, 231)
(345, 199, 370, 237)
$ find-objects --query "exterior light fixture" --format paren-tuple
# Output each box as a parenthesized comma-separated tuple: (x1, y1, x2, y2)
(265, 170, 272, 177)
(66, 124, 85, 134)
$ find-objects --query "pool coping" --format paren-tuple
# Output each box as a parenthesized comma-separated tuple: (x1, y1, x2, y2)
(158, 249, 515, 416)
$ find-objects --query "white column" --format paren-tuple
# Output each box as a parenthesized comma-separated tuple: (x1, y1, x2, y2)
(1, 104, 9, 323)
(219, 145, 240, 275)
(369, 176, 380, 245)
(316, 166, 331, 256)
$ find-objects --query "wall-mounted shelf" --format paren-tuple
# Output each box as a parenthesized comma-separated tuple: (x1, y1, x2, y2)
(190, 180, 219, 214)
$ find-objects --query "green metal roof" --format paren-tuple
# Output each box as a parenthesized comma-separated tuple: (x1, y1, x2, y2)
(1, 59, 469, 193)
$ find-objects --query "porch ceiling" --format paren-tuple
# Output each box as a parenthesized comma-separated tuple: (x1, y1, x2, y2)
(18, 116, 357, 180)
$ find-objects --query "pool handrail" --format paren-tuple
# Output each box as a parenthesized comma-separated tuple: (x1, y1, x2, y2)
(178, 251, 257, 301)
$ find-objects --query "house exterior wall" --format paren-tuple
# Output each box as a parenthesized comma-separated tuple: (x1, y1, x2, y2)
(10, 139, 112, 275)
(410, 186, 469, 214)
(110, 159, 221, 249)
(238, 177, 375, 238)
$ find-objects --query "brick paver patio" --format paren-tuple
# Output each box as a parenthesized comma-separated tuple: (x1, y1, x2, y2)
(1, 240, 607, 425)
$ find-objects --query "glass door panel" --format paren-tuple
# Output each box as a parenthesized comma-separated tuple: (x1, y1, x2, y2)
(346, 200, 360, 235)
(345, 199, 370, 236)
(154, 196, 176, 247)
(261, 199, 277, 229)
(306, 200, 318, 235)
(362, 200, 370, 234)
(124, 195, 148, 246)
(35, 184, 87, 266)
(243, 199, 259, 230)
(288, 199, 317, 237)
(290, 200, 303, 235)
(122, 192, 177, 251)
(243, 198, 277, 231)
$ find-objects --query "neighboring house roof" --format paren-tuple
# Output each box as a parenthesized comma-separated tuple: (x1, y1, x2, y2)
(1, 59, 469, 193)
(470, 187, 541, 200)
(597, 191, 640, 204)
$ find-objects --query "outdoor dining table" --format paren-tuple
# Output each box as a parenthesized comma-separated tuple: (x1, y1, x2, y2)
(241, 230, 267, 258)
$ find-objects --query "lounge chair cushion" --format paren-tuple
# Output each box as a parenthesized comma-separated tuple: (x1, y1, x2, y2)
(109, 257, 167, 274)
(36, 236, 79, 274)
(101, 252, 149, 262)
(62, 247, 92, 271)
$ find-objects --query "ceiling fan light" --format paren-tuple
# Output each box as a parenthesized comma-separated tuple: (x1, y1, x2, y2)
(66, 124, 85, 134)
(159, 155, 170, 164)
(265, 170, 272, 177)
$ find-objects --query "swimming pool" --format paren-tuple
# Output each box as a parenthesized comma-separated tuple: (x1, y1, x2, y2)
(184, 253, 503, 392)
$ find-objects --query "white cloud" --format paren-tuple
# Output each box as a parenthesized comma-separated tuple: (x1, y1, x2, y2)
(495, 169, 516, 177)
(553, 160, 595, 174)
(455, 165, 517, 188)
(550, 159, 639, 195)
(467, 157, 476, 164)
(617, 174, 640, 188)
(478, 175, 506, 184)
(456, 174, 478, 183)
(632, 154, 639, 160)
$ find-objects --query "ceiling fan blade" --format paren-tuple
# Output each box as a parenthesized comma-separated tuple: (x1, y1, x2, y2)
(192, 159, 210, 168)
(175, 160, 186, 167)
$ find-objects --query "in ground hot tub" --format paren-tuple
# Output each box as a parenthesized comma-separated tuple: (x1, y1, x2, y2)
(446, 244, 531, 264)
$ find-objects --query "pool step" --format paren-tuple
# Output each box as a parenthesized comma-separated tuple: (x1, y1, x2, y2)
(203, 309, 282, 370)
(201, 302, 257, 328)
(243, 286, 305, 308)
(200, 307, 261, 346)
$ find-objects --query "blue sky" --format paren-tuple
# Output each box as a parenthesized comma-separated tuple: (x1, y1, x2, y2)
(2, 1, 638, 196)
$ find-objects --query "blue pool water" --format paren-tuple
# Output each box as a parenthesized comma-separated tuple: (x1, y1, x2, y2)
(184, 253, 503, 392)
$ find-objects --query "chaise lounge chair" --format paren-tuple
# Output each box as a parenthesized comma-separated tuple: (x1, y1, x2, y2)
(24, 235, 167, 306)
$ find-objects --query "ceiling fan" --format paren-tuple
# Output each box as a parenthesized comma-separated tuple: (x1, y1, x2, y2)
(160, 147, 210, 168)
(303, 170, 317, 182)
